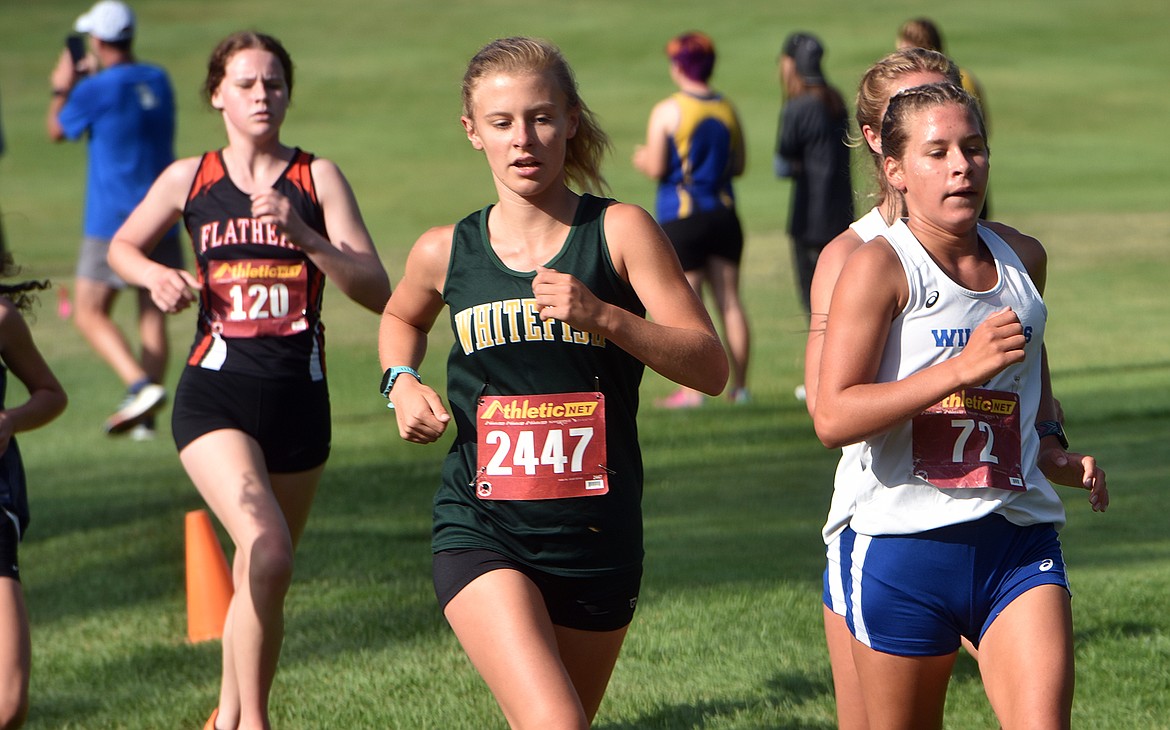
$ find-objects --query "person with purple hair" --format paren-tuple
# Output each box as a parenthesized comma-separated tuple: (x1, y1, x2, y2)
(634, 31, 751, 407)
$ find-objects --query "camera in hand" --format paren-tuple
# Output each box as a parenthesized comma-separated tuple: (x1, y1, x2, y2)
(65, 34, 86, 64)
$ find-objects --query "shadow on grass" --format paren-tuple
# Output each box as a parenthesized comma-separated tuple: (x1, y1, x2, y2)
(31, 640, 215, 728)
(18, 375, 1170, 728)
(640, 396, 834, 590)
(29, 458, 197, 541)
(599, 670, 835, 729)
(600, 700, 831, 730)
(24, 450, 440, 629)
(1074, 620, 1164, 645)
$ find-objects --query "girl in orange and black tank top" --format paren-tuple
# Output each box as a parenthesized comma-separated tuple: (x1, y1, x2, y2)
(183, 148, 328, 380)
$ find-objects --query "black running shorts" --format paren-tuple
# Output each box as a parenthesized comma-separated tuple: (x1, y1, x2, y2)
(171, 366, 331, 473)
(433, 548, 641, 632)
(660, 206, 745, 271)
(0, 512, 20, 581)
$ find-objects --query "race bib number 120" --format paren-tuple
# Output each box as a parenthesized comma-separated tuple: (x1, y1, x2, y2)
(474, 392, 609, 500)
(912, 388, 1025, 491)
(207, 258, 309, 337)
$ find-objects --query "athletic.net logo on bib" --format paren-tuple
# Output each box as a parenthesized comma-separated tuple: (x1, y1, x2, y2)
(912, 387, 1025, 491)
(474, 392, 609, 500)
(207, 258, 310, 338)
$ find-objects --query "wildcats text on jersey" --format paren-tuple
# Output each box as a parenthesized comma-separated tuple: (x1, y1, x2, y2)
(198, 218, 300, 253)
(931, 328, 971, 347)
(453, 298, 606, 355)
(932, 323, 1034, 349)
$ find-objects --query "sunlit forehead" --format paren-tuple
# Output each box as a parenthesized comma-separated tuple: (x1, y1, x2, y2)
(470, 71, 566, 120)
(225, 49, 288, 89)
(914, 104, 985, 148)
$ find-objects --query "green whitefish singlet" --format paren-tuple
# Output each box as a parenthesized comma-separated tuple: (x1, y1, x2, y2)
(433, 194, 647, 576)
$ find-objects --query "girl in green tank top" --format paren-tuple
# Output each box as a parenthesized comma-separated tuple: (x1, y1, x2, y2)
(378, 36, 727, 728)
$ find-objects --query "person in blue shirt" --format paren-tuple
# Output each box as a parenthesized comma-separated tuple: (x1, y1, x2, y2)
(46, 1, 184, 439)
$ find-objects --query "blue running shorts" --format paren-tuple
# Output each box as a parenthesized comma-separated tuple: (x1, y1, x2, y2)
(822, 532, 850, 617)
(842, 513, 1069, 656)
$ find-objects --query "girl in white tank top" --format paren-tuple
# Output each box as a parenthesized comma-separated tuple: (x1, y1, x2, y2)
(814, 81, 1108, 730)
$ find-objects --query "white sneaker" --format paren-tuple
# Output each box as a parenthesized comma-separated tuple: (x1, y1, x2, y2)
(129, 422, 157, 442)
(105, 383, 166, 435)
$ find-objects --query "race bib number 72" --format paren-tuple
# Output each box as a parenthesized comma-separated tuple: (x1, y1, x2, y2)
(474, 392, 609, 500)
(912, 388, 1025, 491)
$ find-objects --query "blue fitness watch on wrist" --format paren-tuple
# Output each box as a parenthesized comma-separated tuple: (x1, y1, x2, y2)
(380, 366, 421, 407)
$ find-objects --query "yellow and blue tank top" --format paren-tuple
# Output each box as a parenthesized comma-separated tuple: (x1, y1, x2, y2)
(656, 91, 743, 223)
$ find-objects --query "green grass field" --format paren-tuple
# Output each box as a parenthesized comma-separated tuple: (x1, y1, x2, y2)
(2, 0, 1169, 727)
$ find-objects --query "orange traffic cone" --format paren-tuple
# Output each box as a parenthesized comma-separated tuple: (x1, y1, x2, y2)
(185, 509, 234, 643)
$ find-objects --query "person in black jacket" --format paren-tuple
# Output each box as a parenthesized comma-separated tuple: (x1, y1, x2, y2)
(775, 31, 854, 315)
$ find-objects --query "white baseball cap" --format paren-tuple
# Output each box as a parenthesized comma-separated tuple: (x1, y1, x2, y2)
(74, 1, 136, 43)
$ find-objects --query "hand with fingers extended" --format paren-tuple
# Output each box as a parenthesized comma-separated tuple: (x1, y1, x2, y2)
(1039, 445, 1109, 512)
